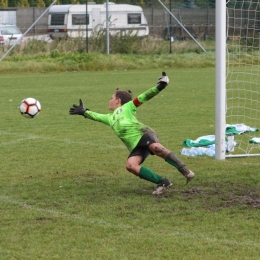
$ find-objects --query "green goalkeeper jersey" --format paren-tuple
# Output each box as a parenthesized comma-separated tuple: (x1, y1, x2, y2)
(84, 86, 160, 152)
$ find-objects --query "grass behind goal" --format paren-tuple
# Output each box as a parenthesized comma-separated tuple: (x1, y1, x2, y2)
(0, 69, 259, 259)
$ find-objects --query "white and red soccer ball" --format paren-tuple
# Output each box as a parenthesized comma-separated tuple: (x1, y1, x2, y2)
(19, 98, 41, 118)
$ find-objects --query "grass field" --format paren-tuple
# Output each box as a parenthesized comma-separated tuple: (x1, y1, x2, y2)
(1, 69, 260, 259)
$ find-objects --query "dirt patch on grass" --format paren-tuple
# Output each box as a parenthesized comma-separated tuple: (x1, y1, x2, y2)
(180, 183, 260, 209)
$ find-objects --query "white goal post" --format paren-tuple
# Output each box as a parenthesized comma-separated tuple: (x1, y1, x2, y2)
(215, 0, 226, 160)
(215, 0, 260, 159)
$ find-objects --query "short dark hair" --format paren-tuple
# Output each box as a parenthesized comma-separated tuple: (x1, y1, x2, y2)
(114, 88, 132, 105)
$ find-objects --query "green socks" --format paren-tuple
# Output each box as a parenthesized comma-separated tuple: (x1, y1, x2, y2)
(138, 153, 185, 184)
(165, 152, 185, 170)
(139, 166, 164, 184)
(165, 157, 178, 169)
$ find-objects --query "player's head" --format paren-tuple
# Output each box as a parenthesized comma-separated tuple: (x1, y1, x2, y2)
(115, 89, 132, 105)
(108, 89, 132, 110)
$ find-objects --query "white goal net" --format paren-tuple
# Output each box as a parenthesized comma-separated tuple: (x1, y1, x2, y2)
(226, 0, 260, 157)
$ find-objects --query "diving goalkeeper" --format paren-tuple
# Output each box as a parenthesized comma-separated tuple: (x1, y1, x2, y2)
(69, 72, 195, 195)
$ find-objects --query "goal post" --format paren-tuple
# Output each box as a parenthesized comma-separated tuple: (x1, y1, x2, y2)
(215, 0, 226, 160)
(216, 0, 260, 159)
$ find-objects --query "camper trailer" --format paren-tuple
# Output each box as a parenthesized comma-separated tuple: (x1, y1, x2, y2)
(47, 3, 149, 39)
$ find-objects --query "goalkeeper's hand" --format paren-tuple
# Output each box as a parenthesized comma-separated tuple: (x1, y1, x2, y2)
(157, 71, 170, 85)
(69, 99, 88, 116)
(157, 72, 169, 91)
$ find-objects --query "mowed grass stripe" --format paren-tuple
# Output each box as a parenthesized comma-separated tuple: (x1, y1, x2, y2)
(1, 69, 260, 259)
(1, 195, 260, 249)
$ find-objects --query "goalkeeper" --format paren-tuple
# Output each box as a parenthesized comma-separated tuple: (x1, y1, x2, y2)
(69, 72, 195, 195)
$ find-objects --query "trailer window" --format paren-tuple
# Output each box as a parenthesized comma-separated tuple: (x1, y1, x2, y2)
(51, 14, 65, 26)
(72, 14, 89, 25)
(128, 13, 141, 24)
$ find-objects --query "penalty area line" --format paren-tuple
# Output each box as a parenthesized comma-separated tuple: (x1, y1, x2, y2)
(1, 195, 260, 248)
(0, 131, 124, 149)
(170, 231, 260, 248)
(0, 195, 132, 229)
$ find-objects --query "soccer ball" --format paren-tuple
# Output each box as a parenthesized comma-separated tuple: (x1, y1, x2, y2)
(19, 98, 41, 118)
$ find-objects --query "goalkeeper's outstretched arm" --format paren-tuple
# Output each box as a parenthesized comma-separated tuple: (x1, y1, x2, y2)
(133, 72, 170, 107)
(69, 99, 110, 125)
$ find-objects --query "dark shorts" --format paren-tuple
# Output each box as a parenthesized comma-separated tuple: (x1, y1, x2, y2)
(128, 133, 159, 163)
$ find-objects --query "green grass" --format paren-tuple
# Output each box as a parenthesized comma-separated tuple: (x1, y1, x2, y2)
(0, 69, 260, 260)
(0, 51, 216, 73)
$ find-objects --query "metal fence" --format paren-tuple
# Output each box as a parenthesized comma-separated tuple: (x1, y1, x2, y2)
(145, 7, 215, 40)
(1, 4, 260, 39)
(1, 5, 216, 40)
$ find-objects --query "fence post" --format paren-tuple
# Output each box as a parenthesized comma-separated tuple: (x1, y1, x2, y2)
(169, 0, 172, 53)
(86, 0, 88, 53)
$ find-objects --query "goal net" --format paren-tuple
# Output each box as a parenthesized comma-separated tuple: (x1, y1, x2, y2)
(225, 0, 260, 157)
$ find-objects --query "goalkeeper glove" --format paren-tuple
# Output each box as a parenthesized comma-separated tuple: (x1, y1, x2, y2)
(69, 99, 88, 116)
(157, 71, 169, 91)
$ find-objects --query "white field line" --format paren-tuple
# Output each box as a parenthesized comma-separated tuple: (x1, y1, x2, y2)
(0, 131, 124, 149)
(1, 195, 260, 248)
(169, 231, 260, 248)
(0, 195, 132, 228)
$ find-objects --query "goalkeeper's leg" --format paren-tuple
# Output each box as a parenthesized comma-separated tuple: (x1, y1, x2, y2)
(149, 143, 195, 183)
(126, 155, 172, 195)
(165, 152, 195, 183)
(126, 155, 165, 184)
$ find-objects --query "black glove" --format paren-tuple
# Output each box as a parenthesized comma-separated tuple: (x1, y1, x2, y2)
(157, 71, 170, 91)
(69, 99, 88, 116)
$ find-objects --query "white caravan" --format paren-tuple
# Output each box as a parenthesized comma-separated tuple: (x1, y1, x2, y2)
(47, 3, 149, 39)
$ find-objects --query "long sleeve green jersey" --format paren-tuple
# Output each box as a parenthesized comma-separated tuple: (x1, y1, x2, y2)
(84, 86, 160, 152)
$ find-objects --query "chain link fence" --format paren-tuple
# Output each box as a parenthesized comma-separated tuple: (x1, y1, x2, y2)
(7, 1, 260, 56)
(1, 2, 216, 39)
